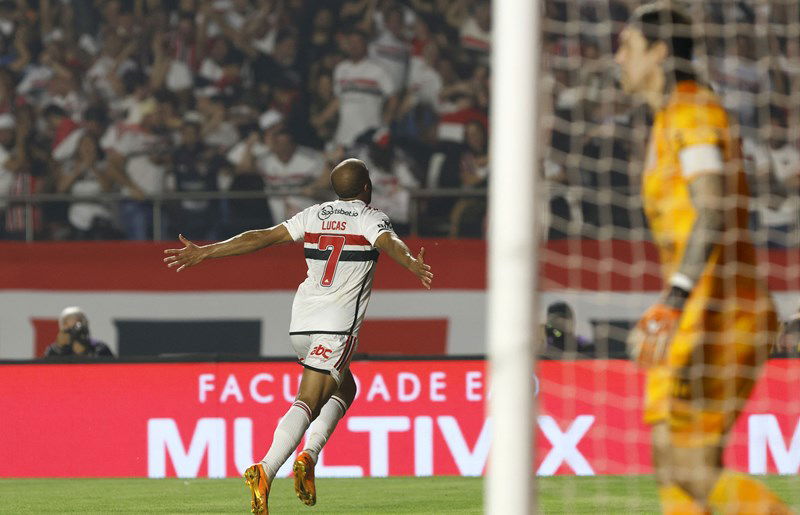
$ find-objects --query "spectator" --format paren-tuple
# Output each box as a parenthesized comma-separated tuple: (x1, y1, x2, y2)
(199, 37, 232, 85)
(101, 98, 169, 240)
(743, 109, 800, 247)
(459, 0, 491, 57)
(217, 157, 272, 239)
(197, 92, 240, 152)
(84, 32, 138, 103)
(3, 106, 45, 240)
(165, 11, 202, 71)
(435, 61, 489, 143)
(0, 112, 14, 234)
(339, 0, 375, 32)
(56, 133, 119, 240)
(260, 129, 327, 222)
(44, 69, 89, 122)
(449, 120, 488, 237)
(166, 113, 222, 241)
(45, 105, 81, 161)
(226, 110, 284, 176)
(309, 73, 338, 146)
(409, 14, 437, 59)
(252, 29, 301, 90)
(306, 8, 337, 66)
(352, 130, 420, 234)
(396, 42, 443, 140)
(777, 310, 800, 356)
(368, 4, 411, 93)
(710, 31, 761, 128)
(403, 42, 443, 114)
(332, 29, 398, 149)
(44, 306, 114, 358)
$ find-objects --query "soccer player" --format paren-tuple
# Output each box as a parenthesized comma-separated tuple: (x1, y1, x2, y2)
(164, 158, 433, 514)
(615, 4, 792, 514)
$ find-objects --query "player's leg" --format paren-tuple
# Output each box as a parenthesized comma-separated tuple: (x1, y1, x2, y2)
(260, 367, 339, 480)
(652, 422, 708, 515)
(670, 379, 792, 515)
(707, 314, 793, 515)
(670, 310, 793, 513)
(294, 370, 357, 506)
(303, 369, 357, 463)
(244, 334, 341, 515)
(293, 335, 359, 506)
(245, 367, 337, 515)
(666, 341, 725, 503)
(646, 367, 709, 514)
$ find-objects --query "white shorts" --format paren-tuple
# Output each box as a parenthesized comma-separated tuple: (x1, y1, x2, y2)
(291, 333, 358, 385)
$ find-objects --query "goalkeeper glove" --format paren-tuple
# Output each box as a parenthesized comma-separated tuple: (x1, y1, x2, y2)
(627, 303, 681, 368)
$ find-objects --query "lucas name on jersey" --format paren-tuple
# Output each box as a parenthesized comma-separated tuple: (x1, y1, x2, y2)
(321, 220, 347, 231)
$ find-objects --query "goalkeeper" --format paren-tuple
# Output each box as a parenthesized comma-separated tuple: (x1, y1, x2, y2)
(616, 4, 792, 514)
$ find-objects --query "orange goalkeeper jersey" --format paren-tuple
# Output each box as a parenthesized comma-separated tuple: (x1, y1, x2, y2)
(642, 80, 764, 304)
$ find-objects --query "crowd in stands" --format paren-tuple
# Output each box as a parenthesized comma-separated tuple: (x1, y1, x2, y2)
(0, 0, 796, 245)
(0, 0, 491, 241)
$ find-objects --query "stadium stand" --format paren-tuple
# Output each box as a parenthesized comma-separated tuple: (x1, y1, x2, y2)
(0, 0, 495, 240)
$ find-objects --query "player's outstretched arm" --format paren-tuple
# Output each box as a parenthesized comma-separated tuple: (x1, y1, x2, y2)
(374, 232, 433, 289)
(163, 225, 294, 272)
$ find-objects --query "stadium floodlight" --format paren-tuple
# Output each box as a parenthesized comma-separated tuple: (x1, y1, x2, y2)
(486, 0, 541, 513)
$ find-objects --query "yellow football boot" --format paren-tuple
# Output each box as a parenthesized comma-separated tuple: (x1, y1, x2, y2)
(244, 463, 269, 514)
(293, 452, 317, 506)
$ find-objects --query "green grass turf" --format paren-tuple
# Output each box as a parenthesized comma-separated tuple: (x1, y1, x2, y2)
(0, 476, 796, 514)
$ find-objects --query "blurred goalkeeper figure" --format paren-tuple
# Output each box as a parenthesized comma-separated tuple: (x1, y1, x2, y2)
(616, 4, 791, 515)
(164, 158, 433, 514)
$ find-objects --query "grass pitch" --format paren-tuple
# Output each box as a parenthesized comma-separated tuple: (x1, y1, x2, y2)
(0, 475, 797, 513)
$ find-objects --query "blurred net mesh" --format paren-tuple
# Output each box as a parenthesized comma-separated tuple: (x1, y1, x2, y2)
(536, 0, 800, 510)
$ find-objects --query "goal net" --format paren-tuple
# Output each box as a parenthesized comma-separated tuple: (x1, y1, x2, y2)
(536, 0, 800, 511)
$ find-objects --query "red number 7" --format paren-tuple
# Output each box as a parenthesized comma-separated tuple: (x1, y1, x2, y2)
(318, 235, 346, 287)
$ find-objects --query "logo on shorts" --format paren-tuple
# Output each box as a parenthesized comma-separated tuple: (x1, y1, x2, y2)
(310, 345, 333, 359)
(671, 378, 692, 400)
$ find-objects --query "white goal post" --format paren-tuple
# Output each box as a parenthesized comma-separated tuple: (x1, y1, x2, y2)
(486, 0, 542, 513)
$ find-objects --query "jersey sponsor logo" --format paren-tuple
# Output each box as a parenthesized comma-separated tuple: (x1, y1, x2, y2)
(310, 345, 333, 359)
(318, 205, 359, 220)
(377, 219, 393, 231)
(321, 220, 347, 231)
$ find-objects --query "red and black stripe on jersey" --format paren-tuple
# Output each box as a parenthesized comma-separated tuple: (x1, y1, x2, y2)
(303, 232, 379, 262)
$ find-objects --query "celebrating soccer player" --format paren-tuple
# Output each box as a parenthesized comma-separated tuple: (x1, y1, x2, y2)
(164, 158, 433, 514)
(616, 4, 792, 514)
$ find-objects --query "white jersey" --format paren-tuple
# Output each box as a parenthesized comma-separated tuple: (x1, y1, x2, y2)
(333, 58, 396, 147)
(368, 30, 410, 92)
(282, 199, 395, 335)
(262, 146, 325, 222)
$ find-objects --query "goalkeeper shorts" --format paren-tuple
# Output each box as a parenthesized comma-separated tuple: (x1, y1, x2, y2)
(643, 304, 777, 448)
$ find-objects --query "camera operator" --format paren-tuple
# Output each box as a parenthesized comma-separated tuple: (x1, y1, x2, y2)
(44, 307, 114, 358)
(776, 309, 800, 357)
(540, 301, 594, 359)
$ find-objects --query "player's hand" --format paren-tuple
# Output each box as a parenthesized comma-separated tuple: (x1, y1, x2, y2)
(163, 234, 208, 272)
(409, 247, 433, 290)
(627, 303, 681, 368)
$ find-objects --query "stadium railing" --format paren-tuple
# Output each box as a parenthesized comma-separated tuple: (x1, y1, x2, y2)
(0, 187, 489, 241)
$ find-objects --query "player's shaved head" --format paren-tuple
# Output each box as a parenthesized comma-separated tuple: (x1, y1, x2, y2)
(331, 158, 370, 199)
